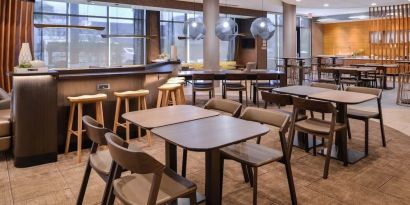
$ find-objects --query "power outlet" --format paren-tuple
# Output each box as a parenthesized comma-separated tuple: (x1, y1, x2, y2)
(97, 83, 110, 90)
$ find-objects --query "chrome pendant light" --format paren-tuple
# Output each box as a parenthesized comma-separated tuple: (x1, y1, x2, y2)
(250, 0, 275, 40)
(215, 0, 238, 41)
(183, 0, 206, 40)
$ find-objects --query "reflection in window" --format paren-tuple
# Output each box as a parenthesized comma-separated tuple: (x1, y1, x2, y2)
(34, 0, 145, 68)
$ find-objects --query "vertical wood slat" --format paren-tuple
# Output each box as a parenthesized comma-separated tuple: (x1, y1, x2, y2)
(0, 0, 34, 92)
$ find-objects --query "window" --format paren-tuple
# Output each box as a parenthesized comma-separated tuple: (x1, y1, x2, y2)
(297, 16, 311, 58)
(34, 0, 145, 68)
(160, 11, 235, 63)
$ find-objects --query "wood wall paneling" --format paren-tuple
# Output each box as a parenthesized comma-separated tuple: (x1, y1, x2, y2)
(146, 10, 161, 63)
(0, 0, 34, 92)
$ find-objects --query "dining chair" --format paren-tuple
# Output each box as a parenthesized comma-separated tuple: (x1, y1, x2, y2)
(77, 115, 115, 205)
(192, 73, 215, 105)
(181, 98, 243, 177)
(288, 97, 347, 179)
(254, 73, 280, 107)
(346, 86, 385, 155)
(317, 67, 337, 84)
(105, 132, 197, 205)
(339, 69, 362, 90)
(220, 107, 297, 205)
(310, 82, 339, 90)
(222, 73, 248, 105)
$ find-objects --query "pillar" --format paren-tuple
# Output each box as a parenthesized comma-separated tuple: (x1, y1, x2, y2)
(203, 0, 220, 71)
(283, 2, 297, 57)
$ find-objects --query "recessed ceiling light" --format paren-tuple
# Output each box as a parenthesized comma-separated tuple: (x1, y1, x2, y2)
(371, 3, 377, 6)
(323, 3, 329, 7)
(296, 0, 301, 2)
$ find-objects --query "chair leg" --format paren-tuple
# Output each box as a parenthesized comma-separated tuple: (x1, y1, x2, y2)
(256, 89, 259, 107)
(171, 91, 177, 106)
(98, 101, 104, 126)
(156, 90, 162, 108)
(76, 159, 92, 205)
(192, 91, 196, 105)
(106, 164, 123, 205)
(77, 103, 83, 163)
(365, 120, 369, 155)
(247, 166, 254, 187)
(241, 163, 250, 183)
(347, 118, 352, 140)
(146, 130, 152, 146)
(65, 103, 75, 154)
(162, 90, 170, 107)
(380, 118, 387, 147)
(189, 192, 197, 205)
(323, 135, 333, 179)
(313, 135, 317, 156)
(252, 167, 258, 205)
(101, 161, 117, 205)
(182, 148, 188, 177)
(125, 98, 130, 142)
(283, 156, 297, 205)
(219, 158, 225, 199)
(209, 91, 212, 99)
(113, 97, 121, 133)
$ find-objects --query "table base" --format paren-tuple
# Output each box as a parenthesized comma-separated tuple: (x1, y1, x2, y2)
(293, 134, 323, 152)
(318, 145, 367, 164)
(174, 192, 206, 204)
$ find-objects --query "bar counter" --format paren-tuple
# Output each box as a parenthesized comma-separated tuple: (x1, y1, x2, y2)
(11, 61, 179, 167)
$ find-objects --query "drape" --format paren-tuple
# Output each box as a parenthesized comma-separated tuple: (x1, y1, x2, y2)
(0, 0, 34, 92)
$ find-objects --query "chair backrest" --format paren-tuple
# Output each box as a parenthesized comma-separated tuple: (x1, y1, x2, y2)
(246, 62, 257, 71)
(292, 96, 336, 114)
(204, 98, 242, 118)
(105, 132, 165, 205)
(310, 82, 338, 90)
(346, 86, 382, 99)
(261, 91, 293, 108)
(240, 107, 290, 132)
(339, 69, 360, 76)
(225, 73, 247, 81)
(83, 115, 111, 146)
(193, 73, 215, 81)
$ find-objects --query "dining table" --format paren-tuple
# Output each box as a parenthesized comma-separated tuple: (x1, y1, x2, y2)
(350, 63, 399, 89)
(273, 86, 377, 165)
(281, 57, 312, 85)
(151, 115, 270, 205)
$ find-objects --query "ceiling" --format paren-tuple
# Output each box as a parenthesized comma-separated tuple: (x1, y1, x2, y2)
(180, 0, 410, 16)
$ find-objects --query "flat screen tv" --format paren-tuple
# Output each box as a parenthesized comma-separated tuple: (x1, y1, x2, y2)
(241, 38, 255, 49)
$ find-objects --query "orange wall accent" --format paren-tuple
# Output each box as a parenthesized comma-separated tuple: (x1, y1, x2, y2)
(322, 21, 370, 56)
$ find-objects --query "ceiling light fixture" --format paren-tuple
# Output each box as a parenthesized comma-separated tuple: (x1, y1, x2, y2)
(215, 0, 239, 41)
(296, 0, 301, 2)
(250, 0, 275, 40)
(371, 3, 377, 6)
(323, 3, 329, 7)
(183, 0, 206, 40)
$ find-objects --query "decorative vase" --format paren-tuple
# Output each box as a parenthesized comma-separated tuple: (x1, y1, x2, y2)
(171, 45, 178, 61)
(18, 43, 33, 66)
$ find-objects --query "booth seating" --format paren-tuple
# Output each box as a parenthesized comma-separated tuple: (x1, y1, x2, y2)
(0, 89, 11, 152)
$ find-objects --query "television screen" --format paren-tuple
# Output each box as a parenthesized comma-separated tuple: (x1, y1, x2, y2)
(241, 38, 255, 49)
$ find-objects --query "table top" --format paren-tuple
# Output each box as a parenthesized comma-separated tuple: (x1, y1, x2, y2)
(122, 105, 220, 129)
(396, 60, 410, 64)
(325, 66, 376, 72)
(273, 85, 332, 97)
(309, 90, 377, 104)
(178, 69, 284, 76)
(280, 57, 311, 60)
(151, 116, 270, 151)
(350, 63, 399, 68)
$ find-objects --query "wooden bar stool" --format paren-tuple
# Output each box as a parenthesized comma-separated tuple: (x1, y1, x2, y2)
(65, 93, 107, 162)
(156, 83, 182, 108)
(167, 79, 186, 104)
(113, 89, 149, 143)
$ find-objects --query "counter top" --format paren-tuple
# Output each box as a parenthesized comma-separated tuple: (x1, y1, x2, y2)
(10, 61, 180, 79)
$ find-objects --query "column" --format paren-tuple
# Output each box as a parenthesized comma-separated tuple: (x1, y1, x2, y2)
(282, 2, 297, 58)
(203, 0, 220, 71)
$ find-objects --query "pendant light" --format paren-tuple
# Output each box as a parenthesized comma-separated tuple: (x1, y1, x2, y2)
(35, 3, 105, 31)
(215, 0, 238, 41)
(183, 0, 206, 40)
(250, 0, 275, 40)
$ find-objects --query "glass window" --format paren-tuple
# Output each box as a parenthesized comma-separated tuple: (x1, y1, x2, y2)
(34, 0, 146, 68)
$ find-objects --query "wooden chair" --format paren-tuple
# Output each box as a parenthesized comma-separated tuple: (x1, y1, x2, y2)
(254, 73, 280, 107)
(317, 67, 337, 84)
(65, 93, 107, 162)
(339, 69, 362, 90)
(222, 73, 248, 105)
(310, 82, 339, 90)
(288, 97, 347, 179)
(105, 132, 197, 205)
(113, 89, 149, 143)
(157, 83, 182, 108)
(181, 98, 242, 177)
(77, 115, 114, 205)
(192, 73, 215, 105)
(167, 78, 186, 104)
(220, 107, 297, 205)
(346, 86, 385, 155)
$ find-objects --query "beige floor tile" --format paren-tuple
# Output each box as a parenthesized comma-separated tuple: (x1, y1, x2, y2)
(13, 189, 74, 205)
(379, 177, 410, 201)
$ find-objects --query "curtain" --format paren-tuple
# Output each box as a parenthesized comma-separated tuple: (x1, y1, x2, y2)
(0, 0, 34, 92)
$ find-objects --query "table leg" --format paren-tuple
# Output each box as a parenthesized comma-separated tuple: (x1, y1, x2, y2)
(165, 142, 177, 171)
(298, 61, 304, 85)
(205, 149, 222, 205)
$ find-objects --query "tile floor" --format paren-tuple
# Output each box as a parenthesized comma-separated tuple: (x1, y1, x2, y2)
(1, 81, 409, 205)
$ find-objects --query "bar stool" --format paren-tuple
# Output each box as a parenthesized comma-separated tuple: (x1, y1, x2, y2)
(156, 83, 182, 107)
(113, 89, 149, 143)
(65, 93, 107, 162)
(167, 78, 186, 104)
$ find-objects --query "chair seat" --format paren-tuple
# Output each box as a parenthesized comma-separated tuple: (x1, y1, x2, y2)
(224, 83, 246, 90)
(255, 82, 278, 90)
(114, 90, 149, 98)
(90, 150, 112, 175)
(167, 79, 185, 85)
(159, 84, 180, 91)
(169, 77, 185, 81)
(221, 142, 283, 167)
(347, 108, 379, 119)
(295, 118, 345, 135)
(193, 82, 214, 91)
(275, 109, 307, 121)
(113, 168, 196, 205)
(67, 93, 107, 103)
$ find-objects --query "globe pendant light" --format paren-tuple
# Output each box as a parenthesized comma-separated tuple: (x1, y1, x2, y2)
(183, 0, 206, 40)
(250, 0, 275, 40)
(215, 17, 238, 41)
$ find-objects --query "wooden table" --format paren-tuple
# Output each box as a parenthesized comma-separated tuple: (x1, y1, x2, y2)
(274, 86, 377, 164)
(122, 105, 220, 204)
(273, 86, 331, 151)
(350, 63, 399, 89)
(309, 90, 377, 164)
(323, 66, 376, 85)
(281, 57, 311, 85)
(152, 116, 270, 205)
